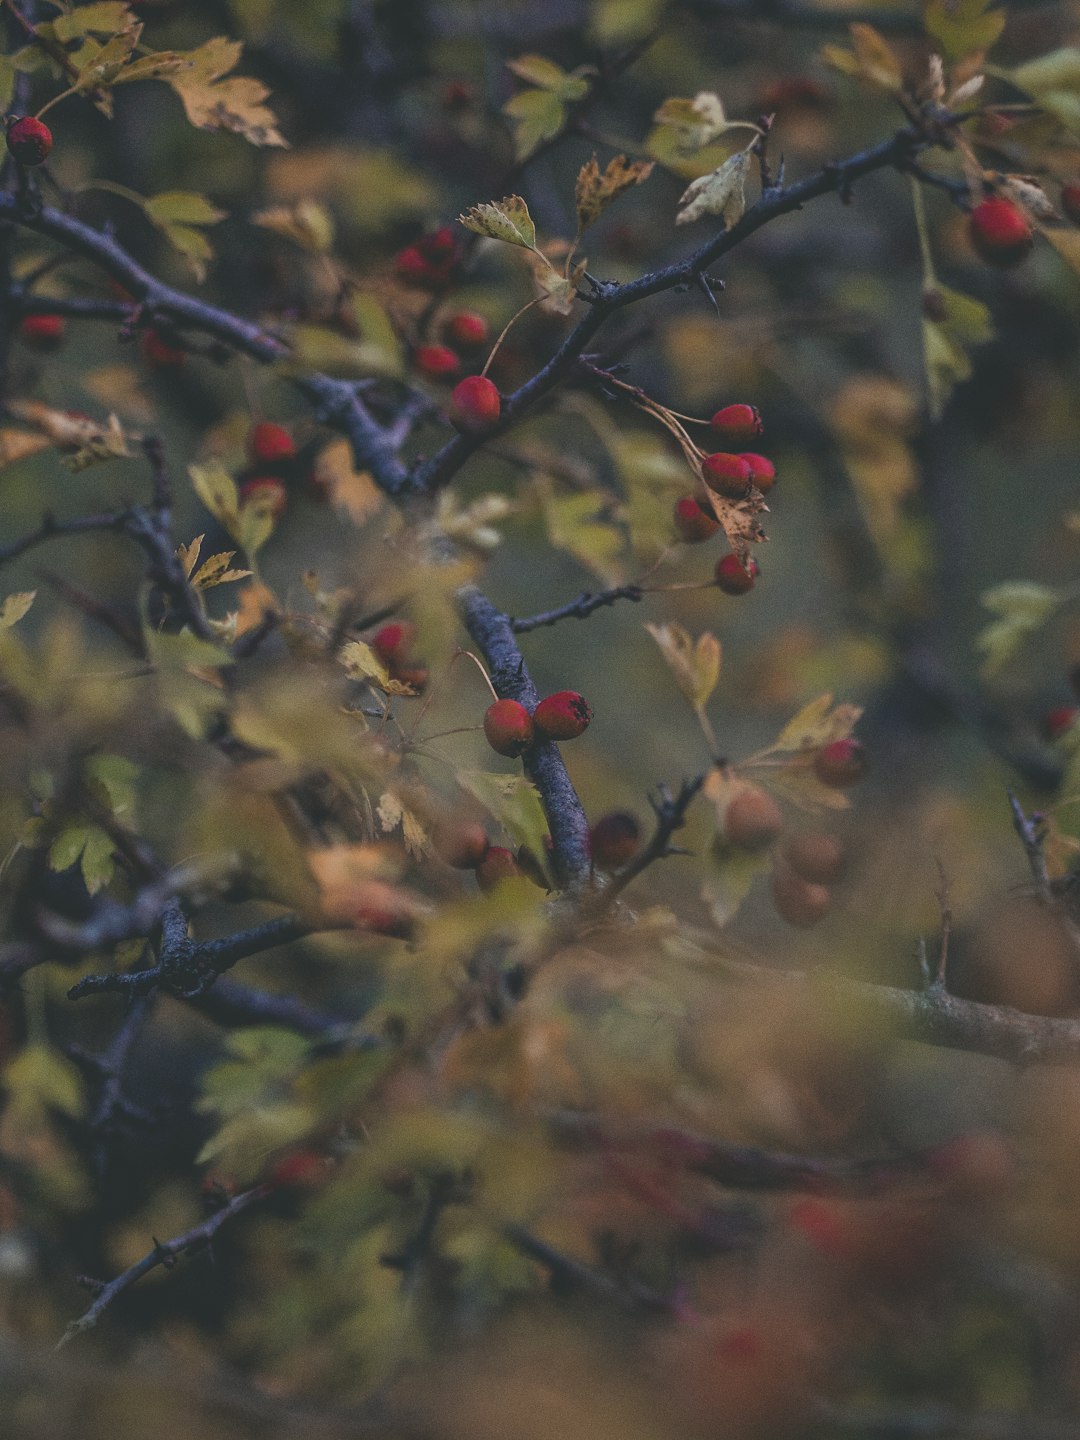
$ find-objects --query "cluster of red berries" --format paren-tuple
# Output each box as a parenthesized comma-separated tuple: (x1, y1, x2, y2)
(719, 739, 864, 927)
(673, 403, 773, 596)
(234, 421, 300, 521)
(370, 620, 428, 691)
(432, 818, 535, 893)
(394, 225, 462, 288)
(483, 690, 592, 757)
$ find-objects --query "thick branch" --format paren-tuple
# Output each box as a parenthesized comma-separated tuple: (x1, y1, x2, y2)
(459, 586, 592, 891)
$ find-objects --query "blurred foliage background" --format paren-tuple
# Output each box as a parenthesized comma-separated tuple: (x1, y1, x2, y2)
(3, 0, 1080, 1436)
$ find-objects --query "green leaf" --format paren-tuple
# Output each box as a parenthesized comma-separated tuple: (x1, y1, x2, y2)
(976, 581, 1066, 675)
(144, 190, 227, 225)
(701, 838, 770, 928)
(540, 488, 625, 585)
(922, 284, 994, 420)
(190, 461, 241, 530)
(456, 771, 550, 865)
(458, 194, 537, 249)
(49, 822, 91, 874)
(79, 824, 116, 895)
(925, 0, 1005, 62)
(3, 1045, 85, 1124)
(1011, 48, 1080, 134)
(502, 88, 566, 161)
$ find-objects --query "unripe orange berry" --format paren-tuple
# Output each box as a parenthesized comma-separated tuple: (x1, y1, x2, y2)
(739, 452, 776, 493)
(483, 698, 534, 757)
(724, 786, 783, 851)
(239, 476, 287, 519)
(710, 403, 763, 442)
(415, 344, 461, 378)
(703, 451, 753, 497)
(969, 197, 1033, 268)
(589, 811, 641, 869)
(449, 375, 501, 432)
(813, 738, 865, 788)
(446, 310, 489, 347)
(248, 421, 296, 465)
(715, 553, 759, 595)
(433, 820, 489, 869)
(782, 830, 845, 885)
(6, 116, 51, 166)
(673, 495, 721, 542)
(475, 845, 522, 891)
(533, 690, 592, 741)
(771, 857, 831, 927)
(18, 313, 65, 348)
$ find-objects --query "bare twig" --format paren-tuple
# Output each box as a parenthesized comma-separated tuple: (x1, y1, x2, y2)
(592, 775, 705, 911)
(1008, 790, 1053, 901)
(58, 1183, 271, 1346)
(511, 585, 645, 633)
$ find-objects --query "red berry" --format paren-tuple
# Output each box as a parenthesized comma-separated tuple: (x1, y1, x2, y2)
(771, 858, 832, 928)
(724, 786, 783, 851)
(782, 831, 846, 886)
(483, 698, 534, 757)
(710, 403, 763, 443)
(739, 453, 776, 493)
(673, 496, 721, 542)
(142, 328, 186, 368)
(433, 820, 489, 869)
(715, 553, 759, 595)
(702, 451, 753, 498)
(418, 226, 458, 260)
(239, 476, 287, 520)
(450, 375, 501, 432)
(447, 311, 489, 347)
(395, 245, 438, 284)
(442, 80, 475, 110)
(1043, 705, 1078, 741)
(789, 1197, 851, 1258)
(370, 621, 415, 667)
(813, 738, 865, 788)
(6, 116, 52, 167)
(248, 421, 296, 465)
(1062, 185, 1080, 227)
(266, 1149, 331, 1193)
(969, 197, 1033, 268)
(533, 690, 592, 741)
(589, 811, 641, 869)
(18, 313, 65, 349)
(415, 344, 461, 379)
(475, 845, 522, 891)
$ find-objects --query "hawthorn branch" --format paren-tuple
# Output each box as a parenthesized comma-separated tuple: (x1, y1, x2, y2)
(1008, 789, 1052, 901)
(58, 1183, 271, 1346)
(593, 775, 705, 910)
(459, 586, 592, 890)
(412, 123, 936, 495)
(511, 585, 645, 633)
(67, 901, 326, 1001)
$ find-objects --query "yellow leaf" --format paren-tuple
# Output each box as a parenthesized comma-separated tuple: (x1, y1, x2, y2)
(192, 550, 251, 590)
(251, 199, 335, 253)
(340, 639, 391, 688)
(190, 460, 240, 530)
(310, 440, 384, 523)
(675, 146, 753, 227)
(167, 35, 287, 147)
(0, 592, 35, 630)
(0, 429, 50, 467)
(505, 54, 590, 99)
(574, 153, 654, 233)
(645, 622, 722, 711)
(653, 92, 734, 152)
(925, 0, 1005, 62)
(458, 194, 537, 249)
(773, 693, 862, 752)
(849, 22, 905, 91)
(177, 534, 204, 579)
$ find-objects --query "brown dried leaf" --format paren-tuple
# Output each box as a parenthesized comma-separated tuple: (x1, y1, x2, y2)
(575, 153, 654, 233)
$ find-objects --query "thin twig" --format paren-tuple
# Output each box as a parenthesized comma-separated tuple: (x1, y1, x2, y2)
(58, 1184, 271, 1346)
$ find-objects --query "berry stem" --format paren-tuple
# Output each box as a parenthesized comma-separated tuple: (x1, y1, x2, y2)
(480, 296, 543, 379)
(34, 85, 77, 122)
